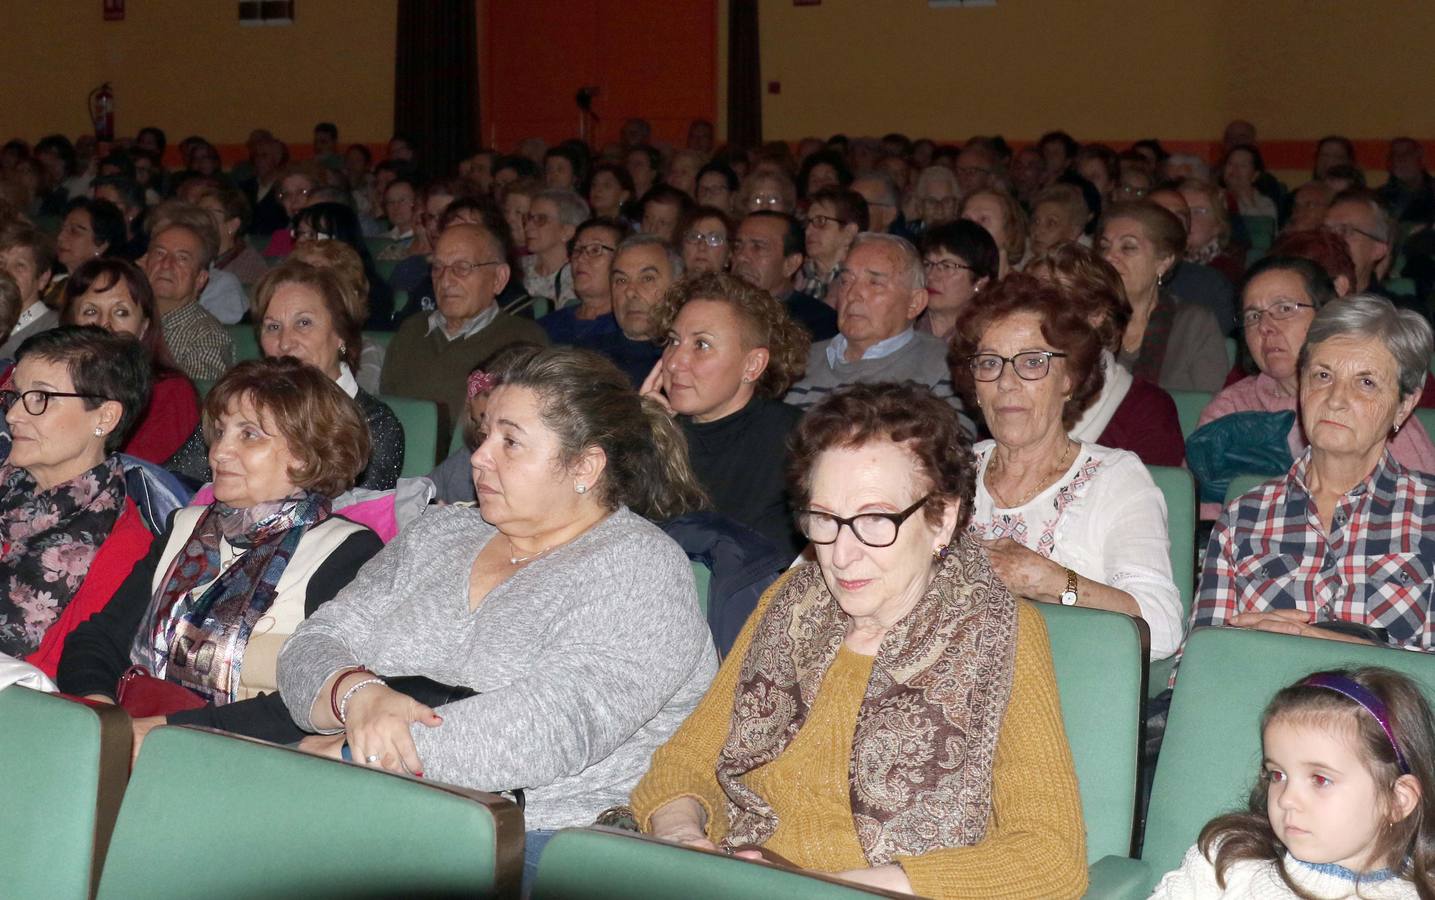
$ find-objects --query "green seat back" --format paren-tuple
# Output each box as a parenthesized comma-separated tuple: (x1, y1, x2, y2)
(225, 323, 261, 362)
(365, 237, 398, 259)
(1167, 389, 1213, 439)
(1140, 628, 1435, 892)
(97, 726, 522, 899)
(1223, 472, 1271, 507)
(531, 826, 907, 899)
(1223, 337, 1237, 369)
(363, 329, 395, 350)
(246, 233, 269, 255)
(1415, 408, 1435, 443)
(382, 394, 439, 476)
(0, 688, 131, 899)
(691, 560, 712, 616)
(1034, 604, 1146, 862)
(374, 258, 400, 287)
(194, 378, 216, 399)
(1385, 277, 1417, 299)
(1145, 466, 1196, 695)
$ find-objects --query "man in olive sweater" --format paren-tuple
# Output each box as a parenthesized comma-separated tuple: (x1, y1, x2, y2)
(381, 224, 548, 449)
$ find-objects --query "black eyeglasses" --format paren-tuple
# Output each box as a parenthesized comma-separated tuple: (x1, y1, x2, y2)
(967, 351, 1067, 382)
(799, 493, 933, 548)
(0, 389, 111, 416)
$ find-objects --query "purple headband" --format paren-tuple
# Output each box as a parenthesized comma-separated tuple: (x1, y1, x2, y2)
(1300, 673, 1410, 774)
(467, 370, 497, 400)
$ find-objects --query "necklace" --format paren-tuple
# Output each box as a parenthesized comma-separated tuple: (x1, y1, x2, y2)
(989, 439, 1074, 508)
(506, 537, 556, 566)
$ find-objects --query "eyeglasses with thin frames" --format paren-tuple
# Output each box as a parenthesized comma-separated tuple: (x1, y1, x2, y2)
(799, 493, 934, 548)
(1240, 301, 1315, 328)
(571, 243, 615, 259)
(682, 232, 726, 248)
(0, 389, 111, 416)
(922, 258, 975, 277)
(966, 351, 1068, 382)
(431, 260, 503, 279)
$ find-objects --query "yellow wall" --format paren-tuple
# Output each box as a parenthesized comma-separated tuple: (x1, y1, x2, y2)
(0, 0, 396, 147)
(749, 0, 1435, 145)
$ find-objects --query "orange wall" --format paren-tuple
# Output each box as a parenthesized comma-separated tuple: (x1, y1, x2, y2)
(480, 0, 717, 151)
(745, 0, 1435, 174)
(0, 0, 396, 149)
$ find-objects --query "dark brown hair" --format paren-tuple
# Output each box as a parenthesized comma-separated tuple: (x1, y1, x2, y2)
(950, 273, 1105, 429)
(250, 260, 362, 370)
(1026, 242, 1131, 355)
(492, 346, 707, 520)
(1200, 667, 1435, 899)
(788, 382, 976, 534)
(203, 357, 370, 497)
(61, 257, 178, 372)
(650, 272, 811, 398)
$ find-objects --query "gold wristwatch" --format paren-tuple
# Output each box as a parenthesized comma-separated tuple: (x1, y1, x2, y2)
(1059, 568, 1079, 606)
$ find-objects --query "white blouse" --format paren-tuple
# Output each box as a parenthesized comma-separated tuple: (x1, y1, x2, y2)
(968, 441, 1184, 659)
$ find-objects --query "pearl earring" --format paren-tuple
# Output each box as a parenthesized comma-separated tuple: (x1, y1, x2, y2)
(94, 426, 104, 437)
(575, 483, 587, 494)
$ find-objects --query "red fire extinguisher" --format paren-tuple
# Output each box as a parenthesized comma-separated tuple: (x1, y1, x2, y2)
(88, 82, 115, 142)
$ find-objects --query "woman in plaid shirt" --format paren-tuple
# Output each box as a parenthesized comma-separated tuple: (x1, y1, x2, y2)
(1193, 295, 1435, 652)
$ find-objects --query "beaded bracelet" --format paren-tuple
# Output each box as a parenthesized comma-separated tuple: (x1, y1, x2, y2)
(338, 678, 387, 725)
(328, 666, 371, 723)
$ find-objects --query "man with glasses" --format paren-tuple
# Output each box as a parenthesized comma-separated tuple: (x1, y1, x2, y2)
(785, 233, 968, 430)
(1324, 189, 1396, 297)
(139, 204, 235, 380)
(381, 223, 548, 447)
(730, 212, 837, 340)
(541, 218, 627, 346)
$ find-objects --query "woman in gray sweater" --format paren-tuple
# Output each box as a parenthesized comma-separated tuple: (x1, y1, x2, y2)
(276, 347, 717, 872)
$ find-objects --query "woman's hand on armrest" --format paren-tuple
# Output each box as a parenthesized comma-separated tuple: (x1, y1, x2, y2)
(648, 797, 715, 850)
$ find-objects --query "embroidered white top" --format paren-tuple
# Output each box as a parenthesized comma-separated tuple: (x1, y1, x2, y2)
(968, 440, 1184, 659)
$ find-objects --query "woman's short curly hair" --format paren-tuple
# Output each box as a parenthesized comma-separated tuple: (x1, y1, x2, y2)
(788, 382, 976, 534)
(950, 273, 1106, 430)
(650, 272, 811, 398)
(203, 357, 370, 498)
(1026, 242, 1131, 355)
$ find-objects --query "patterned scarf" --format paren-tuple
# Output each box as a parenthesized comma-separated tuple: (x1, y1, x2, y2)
(1131, 290, 1179, 385)
(130, 493, 331, 704)
(0, 457, 125, 658)
(715, 536, 1018, 864)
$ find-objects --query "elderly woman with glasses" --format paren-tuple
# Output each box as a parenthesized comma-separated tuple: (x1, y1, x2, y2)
(0, 327, 153, 677)
(1189, 295, 1435, 655)
(633, 381, 1088, 898)
(953, 275, 1184, 661)
(1195, 258, 1435, 518)
(677, 206, 733, 276)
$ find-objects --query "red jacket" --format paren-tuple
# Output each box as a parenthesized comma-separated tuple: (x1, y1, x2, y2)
(123, 369, 200, 465)
(26, 498, 153, 678)
(1098, 377, 1187, 468)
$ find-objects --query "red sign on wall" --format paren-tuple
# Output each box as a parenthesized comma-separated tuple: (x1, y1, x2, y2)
(103, 0, 125, 21)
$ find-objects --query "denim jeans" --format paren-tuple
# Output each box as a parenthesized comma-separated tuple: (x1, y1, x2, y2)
(521, 829, 558, 898)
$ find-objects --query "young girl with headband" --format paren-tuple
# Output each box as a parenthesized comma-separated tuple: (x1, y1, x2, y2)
(1152, 667, 1435, 898)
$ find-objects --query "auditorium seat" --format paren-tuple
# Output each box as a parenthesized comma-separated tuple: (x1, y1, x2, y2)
(1166, 389, 1213, 439)
(1035, 604, 1147, 863)
(530, 826, 908, 899)
(1085, 626, 1435, 898)
(1222, 471, 1270, 507)
(96, 726, 523, 898)
(1147, 465, 1196, 693)
(380, 394, 439, 477)
(225, 322, 261, 362)
(1415, 406, 1435, 442)
(0, 688, 131, 899)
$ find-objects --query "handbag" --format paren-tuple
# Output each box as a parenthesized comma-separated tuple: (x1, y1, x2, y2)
(115, 664, 207, 718)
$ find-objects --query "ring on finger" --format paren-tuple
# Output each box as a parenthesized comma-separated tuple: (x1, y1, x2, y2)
(365, 754, 381, 764)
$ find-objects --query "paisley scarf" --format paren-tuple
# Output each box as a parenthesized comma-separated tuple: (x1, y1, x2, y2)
(0, 457, 125, 658)
(130, 493, 331, 704)
(715, 535, 1017, 864)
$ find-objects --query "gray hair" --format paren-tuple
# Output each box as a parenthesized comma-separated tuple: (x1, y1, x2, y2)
(1299, 293, 1434, 400)
(615, 233, 685, 279)
(535, 189, 591, 228)
(847, 232, 925, 291)
(851, 171, 900, 208)
(915, 165, 958, 199)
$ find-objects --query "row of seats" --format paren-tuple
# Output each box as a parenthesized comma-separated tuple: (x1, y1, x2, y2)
(10, 605, 1423, 898)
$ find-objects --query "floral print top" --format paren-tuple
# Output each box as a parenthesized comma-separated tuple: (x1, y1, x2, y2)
(0, 457, 125, 658)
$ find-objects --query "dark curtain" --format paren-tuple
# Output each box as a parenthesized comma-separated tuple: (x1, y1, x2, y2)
(726, 0, 762, 149)
(394, 0, 479, 180)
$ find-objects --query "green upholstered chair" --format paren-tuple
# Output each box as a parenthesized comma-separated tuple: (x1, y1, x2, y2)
(530, 826, 910, 899)
(363, 328, 395, 351)
(1146, 466, 1196, 694)
(1035, 604, 1147, 864)
(97, 726, 523, 899)
(0, 687, 131, 899)
(193, 378, 216, 399)
(225, 322, 261, 362)
(381, 394, 439, 477)
(1085, 626, 1435, 897)
(1222, 472, 1272, 507)
(1416, 408, 1435, 444)
(1224, 337, 1238, 369)
(691, 560, 712, 617)
(1238, 215, 1276, 253)
(1166, 390, 1213, 440)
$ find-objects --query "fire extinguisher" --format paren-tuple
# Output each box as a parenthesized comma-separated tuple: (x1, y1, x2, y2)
(88, 82, 115, 142)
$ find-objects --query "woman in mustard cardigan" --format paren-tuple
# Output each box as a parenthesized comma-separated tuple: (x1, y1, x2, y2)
(630, 382, 1088, 899)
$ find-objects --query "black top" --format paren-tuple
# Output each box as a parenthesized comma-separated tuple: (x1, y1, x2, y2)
(680, 397, 805, 560)
(583, 330, 664, 388)
(56, 510, 383, 744)
(780, 289, 839, 342)
(354, 388, 405, 491)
